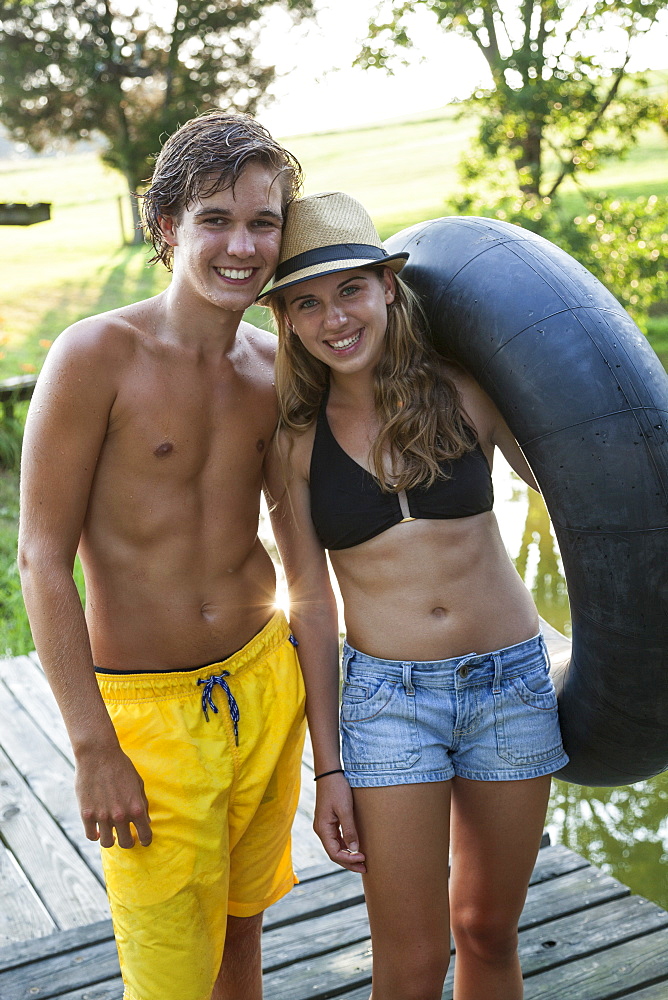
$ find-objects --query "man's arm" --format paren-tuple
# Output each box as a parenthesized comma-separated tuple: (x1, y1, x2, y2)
(18, 321, 151, 849)
(264, 432, 365, 873)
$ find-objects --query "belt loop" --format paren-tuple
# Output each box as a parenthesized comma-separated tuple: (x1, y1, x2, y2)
(341, 644, 353, 683)
(539, 632, 551, 671)
(492, 652, 503, 694)
(402, 661, 415, 696)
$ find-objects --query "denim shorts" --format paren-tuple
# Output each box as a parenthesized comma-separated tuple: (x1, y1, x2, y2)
(340, 633, 569, 786)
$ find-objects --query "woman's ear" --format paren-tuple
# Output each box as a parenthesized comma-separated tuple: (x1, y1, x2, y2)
(383, 268, 397, 305)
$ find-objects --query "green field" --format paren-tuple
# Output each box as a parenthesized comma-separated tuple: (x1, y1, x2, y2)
(1, 104, 666, 377)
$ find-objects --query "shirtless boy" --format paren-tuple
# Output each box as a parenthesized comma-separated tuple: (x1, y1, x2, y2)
(18, 112, 306, 1000)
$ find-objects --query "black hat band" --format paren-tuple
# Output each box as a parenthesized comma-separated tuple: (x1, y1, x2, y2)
(274, 243, 388, 282)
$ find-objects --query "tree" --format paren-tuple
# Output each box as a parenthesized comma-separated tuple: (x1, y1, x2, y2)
(0, 0, 314, 241)
(358, 0, 667, 200)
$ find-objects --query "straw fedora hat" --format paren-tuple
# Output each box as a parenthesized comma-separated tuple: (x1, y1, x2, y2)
(257, 191, 408, 300)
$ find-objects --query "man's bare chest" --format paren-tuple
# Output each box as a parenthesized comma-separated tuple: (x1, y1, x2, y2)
(101, 372, 277, 487)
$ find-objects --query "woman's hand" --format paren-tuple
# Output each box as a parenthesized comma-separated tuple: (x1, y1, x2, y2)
(314, 772, 366, 873)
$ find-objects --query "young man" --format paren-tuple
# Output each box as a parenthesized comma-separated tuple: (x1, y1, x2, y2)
(18, 112, 306, 1000)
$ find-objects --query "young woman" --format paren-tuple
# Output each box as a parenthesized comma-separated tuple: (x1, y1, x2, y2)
(262, 192, 568, 1000)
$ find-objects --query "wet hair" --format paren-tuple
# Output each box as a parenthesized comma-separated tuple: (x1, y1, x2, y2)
(142, 110, 303, 269)
(270, 268, 477, 492)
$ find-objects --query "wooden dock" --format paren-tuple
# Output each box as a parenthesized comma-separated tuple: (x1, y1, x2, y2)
(1, 649, 668, 999)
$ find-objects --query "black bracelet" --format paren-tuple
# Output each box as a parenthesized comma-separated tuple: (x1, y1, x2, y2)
(314, 768, 345, 781)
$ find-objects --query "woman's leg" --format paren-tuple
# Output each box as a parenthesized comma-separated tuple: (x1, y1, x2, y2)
(353, 781, 452, 1000)
(449, 775, 551, 1000)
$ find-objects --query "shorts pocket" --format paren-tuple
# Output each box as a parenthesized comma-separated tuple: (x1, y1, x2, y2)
(494, 664, 565, 767)
(341, 674, 421, 772)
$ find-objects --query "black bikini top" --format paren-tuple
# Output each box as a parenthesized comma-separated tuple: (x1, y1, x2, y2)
(309, 401, 494, 551)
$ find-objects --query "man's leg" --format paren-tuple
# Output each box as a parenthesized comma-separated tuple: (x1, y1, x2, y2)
(212, 913, 264, 1000)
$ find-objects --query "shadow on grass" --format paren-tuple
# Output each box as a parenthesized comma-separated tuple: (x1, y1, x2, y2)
(17, 245, 168, 360)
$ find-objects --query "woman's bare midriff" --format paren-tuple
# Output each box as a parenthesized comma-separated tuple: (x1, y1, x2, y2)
(330, 511, 539, 662)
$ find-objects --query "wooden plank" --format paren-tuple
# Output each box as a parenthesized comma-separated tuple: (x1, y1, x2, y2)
(437, 895, 668, 999)
(0, 873, 352, 998)
(520, 866, 629, 930)
(264, 845, 592, 973)
(0, 843, 55, 947)
(291, 858, 341, 883)
(264, 901, 370, 972)
(3, 872, 666, 1000)
(616, 984, 668, 999)
(50, 979, 124, 1000)
(340, 926, 668, 1000)
(263, 937, 372, 1000)
(0, 374, 38, 399)
(523, 927, 668, 999)
(0, 679, 103, 881)
(0, 745, 110, 930)
(291, 809, 329, 873)
(302, 729, 315, 772)
(265, 879, 668, 982)
(528, 843, 589, 885)
(265, 846, 596, 930)
(0, 921, 114, 974)
(0, 203, 50, 226)
(519, 895, 668, 976)
(264, 868, 363, 931)
(0, 656, 74, 765)
(0, 854, 627, 994)
(0, 939, 121, 1000)
(263, 863, 632, 999)
(294, 775, 315, 820)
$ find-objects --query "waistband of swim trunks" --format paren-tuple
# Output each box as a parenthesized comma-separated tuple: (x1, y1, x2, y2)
(96, 610, 291, 701)
(342, 633, 545, 683)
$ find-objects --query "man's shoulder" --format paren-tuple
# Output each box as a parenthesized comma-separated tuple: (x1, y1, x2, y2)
(238, 320, 277, 361)
(50, 300, 158, 366)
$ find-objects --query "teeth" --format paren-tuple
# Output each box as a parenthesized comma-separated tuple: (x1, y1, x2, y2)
(329, 332, 361, 351)
(216, 267, 253, 279)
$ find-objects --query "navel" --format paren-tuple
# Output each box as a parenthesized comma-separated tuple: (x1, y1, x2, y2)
(154, 441, 174, 458)
(256, 438, 265, 453)
(431, 606, 448, 618)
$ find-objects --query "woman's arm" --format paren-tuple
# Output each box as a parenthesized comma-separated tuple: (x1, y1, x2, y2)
(264, 430, 366, 872)
(454, 366, 540, 491)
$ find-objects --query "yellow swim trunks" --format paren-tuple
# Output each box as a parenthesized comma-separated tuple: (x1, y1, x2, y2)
(96, 611, 306, 1000)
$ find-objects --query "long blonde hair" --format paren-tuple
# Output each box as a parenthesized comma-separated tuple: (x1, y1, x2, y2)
(271, 268, 477, 492)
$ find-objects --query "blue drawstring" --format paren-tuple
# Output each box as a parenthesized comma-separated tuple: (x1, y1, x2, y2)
(198, 671, 240, 745)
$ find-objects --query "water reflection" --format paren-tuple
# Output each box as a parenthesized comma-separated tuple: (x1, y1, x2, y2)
(549, 778, 668, 909)
(498, 460, 668, 911)
(515, 488, 571, 638)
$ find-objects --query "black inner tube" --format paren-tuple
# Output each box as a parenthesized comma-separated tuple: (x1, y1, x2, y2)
(385, 216, 668, 786)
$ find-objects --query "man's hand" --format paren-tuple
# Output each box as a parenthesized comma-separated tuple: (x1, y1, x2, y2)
(314, 773, 366, 873)
(75, 746, 152, 849)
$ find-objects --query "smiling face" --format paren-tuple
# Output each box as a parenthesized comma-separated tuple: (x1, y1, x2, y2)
(159, 163, 284, 316)
(284, 267, 396, 377)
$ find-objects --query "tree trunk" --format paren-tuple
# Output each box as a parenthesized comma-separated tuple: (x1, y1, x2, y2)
(124, 175, 144, 245)
(515, 122, 543, 197)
